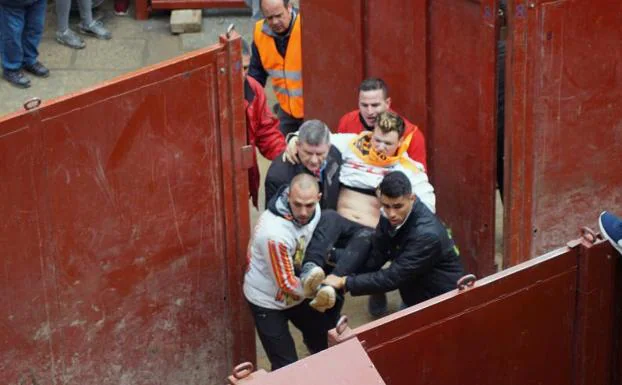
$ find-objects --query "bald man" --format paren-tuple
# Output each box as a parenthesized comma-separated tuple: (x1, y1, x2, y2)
(249, 0, 304, 135)
(243, 173, 335, 370)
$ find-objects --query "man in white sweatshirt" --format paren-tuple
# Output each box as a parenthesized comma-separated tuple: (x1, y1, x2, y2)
(243, 173, 335, 370)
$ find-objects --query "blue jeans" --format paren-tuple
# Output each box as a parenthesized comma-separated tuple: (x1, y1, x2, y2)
(0, 0, 46, 71)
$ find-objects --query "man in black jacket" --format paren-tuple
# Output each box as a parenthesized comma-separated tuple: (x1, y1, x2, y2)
(321, 171, 464, 307)
(264, 119, 342, 210)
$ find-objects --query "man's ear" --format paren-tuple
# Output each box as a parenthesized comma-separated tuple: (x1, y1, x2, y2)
(385, 97, 392, 108)
(317, 192, 323, 201)
(410, 193, 417, 202)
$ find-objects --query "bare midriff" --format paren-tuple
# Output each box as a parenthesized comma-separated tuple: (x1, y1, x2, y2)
(337, 187, 381, 228)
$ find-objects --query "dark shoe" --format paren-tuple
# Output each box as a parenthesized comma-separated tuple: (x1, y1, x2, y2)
(3, 70, 31, 88)
(599, 211, 622, 255)
(79, 20, 112, 40)
(56, 29, 86, 49)
(23, 61, 50, 78)
(367, 293, 388, 317)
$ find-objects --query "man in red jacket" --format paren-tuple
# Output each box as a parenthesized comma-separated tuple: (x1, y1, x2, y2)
(337, 78, 427, 171)
(243, 39, 287, 208)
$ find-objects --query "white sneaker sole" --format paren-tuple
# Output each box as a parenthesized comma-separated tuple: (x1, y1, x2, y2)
(302, 267, 325, 298)
(310, 286, 336, 313)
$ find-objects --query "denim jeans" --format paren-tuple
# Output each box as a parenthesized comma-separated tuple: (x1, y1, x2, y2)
(0, 0, 46, 71)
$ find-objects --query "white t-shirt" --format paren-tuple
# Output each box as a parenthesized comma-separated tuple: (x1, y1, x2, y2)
(330, 132, 436, 213)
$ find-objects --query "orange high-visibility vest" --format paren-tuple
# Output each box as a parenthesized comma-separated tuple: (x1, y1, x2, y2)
(253, 15, 304, 118)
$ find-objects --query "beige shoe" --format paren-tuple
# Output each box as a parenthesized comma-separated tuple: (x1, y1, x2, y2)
(310, 285, 336, 312)
(301, 265, 325, 298)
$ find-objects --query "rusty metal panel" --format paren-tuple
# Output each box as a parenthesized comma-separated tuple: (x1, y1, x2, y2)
(337, 246, 580, 384)
(505, 0, 622, 264)
(300, 0, 365, 130)
(0, 38, 252, 384)
(427, 0, 498, 277)
(227, 338, 386, 385)
(573, 240, 620, 385)
(301, 0, 499, 278)
(365, 0, 427, 133)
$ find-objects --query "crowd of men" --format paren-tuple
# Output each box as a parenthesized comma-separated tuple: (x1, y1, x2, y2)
(242, 0, 465, 371)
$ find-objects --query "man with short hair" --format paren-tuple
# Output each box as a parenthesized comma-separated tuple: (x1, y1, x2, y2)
(242, 38, 287, 208)
(249, 0, 304, 135)
(265, 119, 342, 210)
(321, 171, 464, 308)
(243, 173, 335, 370)
(337, 78, 427, 170)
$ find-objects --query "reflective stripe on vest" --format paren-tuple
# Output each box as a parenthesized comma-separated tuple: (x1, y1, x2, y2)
(254, 15, 304, 118)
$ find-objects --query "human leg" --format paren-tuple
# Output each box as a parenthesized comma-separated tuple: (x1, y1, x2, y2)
(21, 0, 48, 77)
(0, 5, 31, 88)
(0, 5, 26, 71)
(55, 0, 86, 49)
(331, 226, 374, 276)
(288, 300, 330, 355)
(77, 0, 111, 40)
(247, 301, 298, 371)
(301, 210, 352, 297)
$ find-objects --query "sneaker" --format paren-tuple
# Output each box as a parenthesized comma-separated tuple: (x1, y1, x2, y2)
(56, 29, 86, 49)
(309, 285, 336, 312)
(300, 263, 325, 298)
(78, 20, 112, 40)
(23, 61, 50, 78)
(599, 211, 622, 255)
(2, 70, 31, 88)
(114, 0, 129, 15)
(367, 293, 388, 317)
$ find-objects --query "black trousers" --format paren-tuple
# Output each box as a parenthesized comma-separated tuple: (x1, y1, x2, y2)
(304, 210, 374, 276)
(276, 104, 304, 137)
(248, 298, 341, 371)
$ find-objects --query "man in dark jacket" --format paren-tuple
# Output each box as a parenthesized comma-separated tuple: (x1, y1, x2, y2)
(242, 39, 286, 208)
(322, 171, 464, 307)
(0, 0, 49, 88)
(264, 119, 342, 210)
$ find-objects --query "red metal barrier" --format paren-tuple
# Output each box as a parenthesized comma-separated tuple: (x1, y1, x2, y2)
(0, 34, 254, 385)
(504, 0, 622, 264)
(226, 237, 620, 384)
(328, 239, 620, 385)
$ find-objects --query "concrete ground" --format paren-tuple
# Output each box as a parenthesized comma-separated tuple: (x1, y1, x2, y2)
(0, 0, 503, 373)
(0, 2, 258, 115)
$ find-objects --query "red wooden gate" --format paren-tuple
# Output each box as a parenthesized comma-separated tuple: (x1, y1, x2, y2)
(0, 34, 254, 385)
